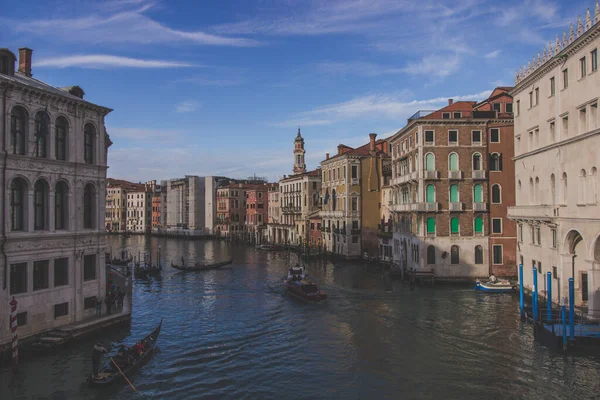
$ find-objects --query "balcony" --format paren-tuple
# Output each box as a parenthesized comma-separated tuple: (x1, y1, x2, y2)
(389, 203, 414, 212)
(449, 202, 464, 211)
(415, 202, 439, 212)
(281, 205, 302, 214)
(507, 205, 559, 222)
(391, 171, 418, 186)
(472, 170, 486, 180)
(473, 202, 488, 212)
(448, 170, 463, 180)
(424, 170, 439, 180)
(351, 178, 360, 186)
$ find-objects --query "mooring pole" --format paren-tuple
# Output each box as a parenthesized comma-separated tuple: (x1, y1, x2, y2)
(569, 278, 575, 340)
(561, 296, 567, 350)
(533, 267, 538, 321)
(10, 296, 18, 365)
(547, 272, 552, 322)
(519, 263, 524, 317)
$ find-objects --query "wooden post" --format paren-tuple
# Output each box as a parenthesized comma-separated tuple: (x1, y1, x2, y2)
(10, 296, 18, 365)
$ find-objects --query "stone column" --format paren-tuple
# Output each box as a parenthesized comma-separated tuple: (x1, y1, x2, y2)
(588, 261, 600, 318)
(48, 190, 55, 231)
(27, 188, 34, 232)
(559, 252, 574, 302)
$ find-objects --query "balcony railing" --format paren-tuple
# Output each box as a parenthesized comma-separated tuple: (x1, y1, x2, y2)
(448, 170, 463, 180)
(473, 202, 488, 212)
(472, 170, 486, 180)
(424, 170, 439, 180)
(415, 202, 439, 212)
(507, 205, 559, 221)
(389, 203, 413, 212)
(449, 202, 464, 211)
(351, 178, 360, 185)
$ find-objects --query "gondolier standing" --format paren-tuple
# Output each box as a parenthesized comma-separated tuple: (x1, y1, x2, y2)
(92, 343, 108, 377)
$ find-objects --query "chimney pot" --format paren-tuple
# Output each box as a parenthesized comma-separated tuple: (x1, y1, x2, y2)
(18, 47, 33, 77)
(326, 153, 329, 160)
(369, 133, 377, 152)
(448, 98, 453, 105)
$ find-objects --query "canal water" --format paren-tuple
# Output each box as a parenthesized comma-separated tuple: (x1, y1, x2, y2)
(2, 236, 600, 399)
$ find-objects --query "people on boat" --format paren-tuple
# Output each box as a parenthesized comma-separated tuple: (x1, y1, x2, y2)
(489, 274, 498, 283)
(92, 343, 108, 378)
(132, 341, 145, 358)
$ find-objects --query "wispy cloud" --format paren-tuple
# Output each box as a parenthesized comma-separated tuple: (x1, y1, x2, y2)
(401, 54, 462, 78)
(315, 61, 405, 77)
(170, 76, 245, 87)
(12, 2, 259, 47)
(35, 54, 194, 69)
(484, 50, 501, 59)
(175, 101, 200, 113)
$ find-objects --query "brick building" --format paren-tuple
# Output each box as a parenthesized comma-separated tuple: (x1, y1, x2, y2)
(246, 184, 274, 242)
(216, 183, 247, 236)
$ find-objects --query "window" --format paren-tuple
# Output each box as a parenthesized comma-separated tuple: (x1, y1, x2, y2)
(473, 184, 483, 203)
(552, 229, 557, 248)
(442, 112, 450, 119)
(450, 245, 460, 264)
(492, 218, 502, 233)
(449, 185, 459, 202)
(535, 88, 539, 105)
(54, 303, 69, 319)
(475, 246, 484, 264)
(34, 111, 49, 158)
(426, 185, 435, 202)
(425, 130, 434, 144)
(84, 296, 97, 310)
(426, 218, 436, 235)
(448, 153, 458, 171)
(592, 49, 598, 72)
(351, 197, 358, 211)
(529, 91, 533, 108)
(516, 100, 520, 116)
(562, 115, 569, 137)
(425, 153, 435, 170)
(55, 116, 68, 161)
(10, 178, 25, 231)
(84, 123, 95, 164)
(448, 130, 458, 144)
(33, 260, 49, 291)
(474, 216, 483, 234)
(83, 184, 95, 229)
(472, 153, 481, 170)
(453, 112, 462, 118)
(553, 266, 558, 279)
(352, 236, 358, 244)
(491, 184, 501, 204)
(352, 221, 359, 230)
(490, 153, 502, 171)
(550, 77, 555, 96)
(54, 258, 68, 287)
(550, 121, 556, 142)
(34, 180, 48, 230)
(351, 165, 358, 179)
(492, 245, 503, 264)
(536, 227, 541, 245)
(450, 218, 459, 235)
(505, 103, 513, 113)
(16, 312, 27, 327)
(518, 223, 523, 242)
(10, 107, 27, 155)
(582, 273, 589, 302)
(490, 128, 499, 143)
(472, 130, 481, 144)
(562, 68, 568, 89)
(10, 262, 27, 295)
(492, 103, 501, 112)
(427, 245, 436, 264)
(83, 254, 96, 281)
(580, 57, 587, 77)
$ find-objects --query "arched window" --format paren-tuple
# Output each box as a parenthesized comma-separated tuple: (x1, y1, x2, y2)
(449, 184, 459, 202)
(84, 124, 95, 164)
(425, 153, 435, 171)
(449, 153, 458, 171)
(474, 216, 483, 234)
(591, 167, 598, 204)
(450, 217, 459, 235)
(55, 116, 68, 161)
(10, 106, 27, 155)
(472, 153, 482, 170)
(10, 178, 26, 231)
(561, 172, 568, 204)
(83, 183, 95, 229)
(473, 184, 483, 203)
(426, 185, 435, 202)
(579, 169, 587, 204)
(34, 180, 48, 230)
(529, 178, 534, 204)
(427, 245, 436, 264)
(451, 245, 459, 264)
(490, 153, 501, 171)
(474, 245, 483, 264)
(492, 184, 501, 204)
(55, 181, 69, 230)
(426, 217, 436, 235)
(34, 110, 50, 158)
(550, 174, 556, 205)
(535, 177, 540, 204)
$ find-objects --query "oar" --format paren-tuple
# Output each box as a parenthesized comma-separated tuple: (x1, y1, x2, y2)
(109, 356, 137, 392)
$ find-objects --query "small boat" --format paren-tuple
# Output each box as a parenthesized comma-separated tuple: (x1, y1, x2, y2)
(285, 265, 327, 302)
(256, 244, 281, 251)
(110, 257, 133, 266)
(475, 279, 516, 293)
(171, 259, 233, 271)
(88, 320, 162, 387)
(134, 263, 162, 278)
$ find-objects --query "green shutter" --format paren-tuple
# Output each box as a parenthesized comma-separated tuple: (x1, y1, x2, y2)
(426, 185, 435, 202)
(425, 153, 434, 171)
(450, 185, 458, 202)
(474, 217, 483, 233)
(449, 153, 458, 171)
(473, 184, 482, 203)
(451, 217, 459, 233)
(427, 217, 436, 233)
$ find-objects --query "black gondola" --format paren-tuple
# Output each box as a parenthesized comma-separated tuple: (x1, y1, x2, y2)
(171, 259, 233, 271)
(88, 319, 162, 387)
(134, 263, 162, 278)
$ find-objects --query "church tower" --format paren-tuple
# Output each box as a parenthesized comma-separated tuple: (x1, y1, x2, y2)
(293, 128, 306, 174)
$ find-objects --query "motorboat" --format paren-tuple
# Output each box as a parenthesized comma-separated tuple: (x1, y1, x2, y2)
(475, 279, 516, 293)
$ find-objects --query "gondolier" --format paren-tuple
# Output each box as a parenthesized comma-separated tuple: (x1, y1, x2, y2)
(92, 343, 108, 377)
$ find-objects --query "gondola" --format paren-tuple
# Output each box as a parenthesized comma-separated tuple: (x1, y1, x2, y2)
(88, 319, 162, 387)
(171, 259, 233, 271)
(134, 263, 162, 278)
(110, 257, 133, 266)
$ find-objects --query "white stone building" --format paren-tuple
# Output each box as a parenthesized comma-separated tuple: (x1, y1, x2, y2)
(508, 4, 600, 315)
(126, 189, 152, 233)
(0, 47, 112, 347)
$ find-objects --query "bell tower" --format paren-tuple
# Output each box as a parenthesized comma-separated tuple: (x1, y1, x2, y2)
(293, 128, 306, 174)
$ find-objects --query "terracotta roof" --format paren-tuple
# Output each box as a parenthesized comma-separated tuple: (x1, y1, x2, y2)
(107, 178, 146, 191)
(323, 139, 389, 162)
(280, 168, 321, 181)
(419, 101, 477, 120)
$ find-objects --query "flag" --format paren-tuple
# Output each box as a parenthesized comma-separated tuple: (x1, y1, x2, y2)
(38, 107, 50, 137)
(324, 188, 329, 205)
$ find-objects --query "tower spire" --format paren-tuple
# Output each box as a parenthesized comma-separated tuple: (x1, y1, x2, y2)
(293, 128, 306, 174)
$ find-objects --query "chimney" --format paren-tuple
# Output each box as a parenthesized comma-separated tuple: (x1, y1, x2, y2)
(337, 144, 344, 155)
(448, 98, 453, 106)
(369, 133, 377, 152)
(326, 153, 329, 160)
(18, 48, 33, 77)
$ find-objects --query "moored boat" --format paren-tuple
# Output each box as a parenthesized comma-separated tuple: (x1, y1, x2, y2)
(475, 279, 516, 293)
(88, 319, 162, 387)
(256, 244, 281, 251)
(134, 263, 162, 278)
(171, 259, 233, 271)
(285, 265, 326, 302)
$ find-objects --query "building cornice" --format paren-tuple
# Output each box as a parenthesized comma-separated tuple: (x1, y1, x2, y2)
(513, 127, 600, 161)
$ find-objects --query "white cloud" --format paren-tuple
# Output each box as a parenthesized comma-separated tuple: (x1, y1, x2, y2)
(170, 77, 244, 87)
(35, 54, 194, 69)
(315, 61, 405, 77)
(484, 50, 501, 59)
(401, 54, 461, 78)
(175, 101, 200, 113)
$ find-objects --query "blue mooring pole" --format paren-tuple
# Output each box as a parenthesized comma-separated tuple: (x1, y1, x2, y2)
(519, 264, 524, 317)
(569, 278, 575, 340)
(532, 267, 538, 321)
(547, 272, 552, 321)
(561, 297, 567, 350)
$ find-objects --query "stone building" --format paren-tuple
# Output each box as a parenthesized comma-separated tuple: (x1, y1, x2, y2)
(388, 89, 515, 278)
(508, 3, 600, 314)
(216, 183, 247, 236)
(267, 184, 280, 227)
(126, 188, 152, 233)
(161, 175, 204, 233)
(246, 184, 273, 242)
(378, 160, 393, 261)
(105, 184, 126, 232)
(320, 133, 390, 258)
(0, 47, 112, 346)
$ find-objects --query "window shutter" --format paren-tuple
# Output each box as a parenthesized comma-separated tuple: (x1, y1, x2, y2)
(499, 153, 503, 171)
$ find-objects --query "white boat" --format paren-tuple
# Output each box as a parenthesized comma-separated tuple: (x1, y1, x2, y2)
(475, 279, 516, 293)
(287, 265, 306, 281)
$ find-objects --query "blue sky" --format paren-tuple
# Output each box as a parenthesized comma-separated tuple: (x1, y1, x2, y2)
(1, 0, 593, 182)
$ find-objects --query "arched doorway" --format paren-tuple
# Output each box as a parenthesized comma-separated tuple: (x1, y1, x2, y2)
(565, 230, 586, 305)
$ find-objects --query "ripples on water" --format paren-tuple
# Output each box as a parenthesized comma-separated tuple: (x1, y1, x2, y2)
(2, 237, 600, 400)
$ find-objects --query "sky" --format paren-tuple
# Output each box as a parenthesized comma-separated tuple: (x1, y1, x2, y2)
(1, 0, 593, 182)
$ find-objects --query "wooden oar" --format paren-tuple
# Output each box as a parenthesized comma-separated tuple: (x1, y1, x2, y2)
(109, 356, 137, 392)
